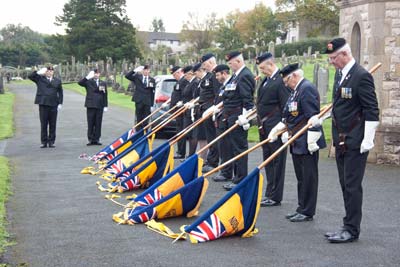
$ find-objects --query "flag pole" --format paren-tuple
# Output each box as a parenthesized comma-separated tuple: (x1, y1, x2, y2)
(197, 108, 257, 155)
(135, 99, 171, 129)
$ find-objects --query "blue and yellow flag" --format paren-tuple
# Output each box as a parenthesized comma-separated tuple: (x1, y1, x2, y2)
(116, 141, 175, 192)
(104, 136, 152, 175)
(91, 128, 138, 161)
(131, 154, 203, 206)
(113, 176, 208, 224)
(183, 168, 263, 243)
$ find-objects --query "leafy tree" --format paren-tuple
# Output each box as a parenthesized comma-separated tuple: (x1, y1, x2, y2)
(276, 0, 339, 38)
(56, 0, 142, 62)
(0, 24, 44, 45)
(180, 13, 218, 54)
(215, 11, 244, 52)
(150, 18, 166, 32)
(235, 3, 278, 51)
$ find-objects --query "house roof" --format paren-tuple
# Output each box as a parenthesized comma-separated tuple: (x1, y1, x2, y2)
(137, 31, 180, 44)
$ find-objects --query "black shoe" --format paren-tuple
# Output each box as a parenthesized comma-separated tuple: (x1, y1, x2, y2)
(285, 212, 298, 219)
(48, 143, 55, 148)
(174, 154, 184, 159)
(289, 213, 313, 222)
(222, 182, 236, 191)
(212, 175, 230, 182)
(260, 198, 281, 207)
(94, 142, 102, 146)
(87, 142, 94, 146)
(40, 143, 47, 148)
(327, 230, 358, 243)
(202, 165, 215, 172)
(324, 227, 345, 238)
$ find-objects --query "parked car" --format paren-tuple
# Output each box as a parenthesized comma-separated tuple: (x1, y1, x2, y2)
(150, 75, 177, 137)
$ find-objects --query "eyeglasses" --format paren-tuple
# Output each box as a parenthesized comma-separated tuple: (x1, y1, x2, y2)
(328, 52, 343, 62)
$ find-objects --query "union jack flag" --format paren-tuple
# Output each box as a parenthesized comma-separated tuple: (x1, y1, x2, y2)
(187, 213, 226, 243)
(119, 174, 141, 191)
(127, 207, 156, 224)
(136, 189, 162, 206)
(106, 160, 124, 174)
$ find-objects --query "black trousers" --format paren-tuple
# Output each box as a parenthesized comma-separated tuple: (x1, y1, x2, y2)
(183, 113, 197, 156)
(87, 107, 103, 143)
(335, 149, 368, 238)
(135, 102, 151, 130)
(260, 133, 287, 203)
(217, 120, 239, 179)
(39, 105, 58, 144)
(176, 115, 186, 156)
(203, 116, 219, 167)
(292, 152, 319, 217)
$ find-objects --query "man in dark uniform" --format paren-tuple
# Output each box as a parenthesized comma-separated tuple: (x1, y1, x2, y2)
(28, 66, 63, 148)
(269, 63, 326, 222)
(199, 53, 221, 172)
(309, 38, 379, 243)
(221, 51, 255, 191)
(125, 65, 155, 130)
(256, 53, 291, 207)
(78, 69, 108, 146)
(181, 65, 199, 157)
(170, 66, 189, 159)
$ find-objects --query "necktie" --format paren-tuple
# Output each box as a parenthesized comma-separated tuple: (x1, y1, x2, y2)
(231, 73, 237, 81)
(144, 76, 148, 86)
(334, 70, 342, 92)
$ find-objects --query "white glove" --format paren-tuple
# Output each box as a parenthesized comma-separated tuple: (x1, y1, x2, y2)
(202, 105, 218, 118)
(103, 107, 108, 112)
(190, 108, 195, 122)
(360, 121, 379, 153)
(281, 131, 289, 143)
(57, 104, 62, 111)
(307, 131, 322, 154)
(237, 114, 249, 126)
(37, 68, 47, 75)
(161, 102, 169, 109)
(242, 123, 250, 131)
(184, 102, 195, 109)
(176, 101, 183, 107)
(308, 115, 323, 127)
(86, 71, 95, 80)
(268, 122, 286, 142)
(134, 66, 144, 72)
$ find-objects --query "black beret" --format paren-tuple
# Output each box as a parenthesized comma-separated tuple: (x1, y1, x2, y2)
(192, 63, 202, 72)
(325, 38, 346, 54)
(256, 52, 273, 65)
(93, 68, 100, 73)
(280, 63, 299, 78)
(47, 66, 54, 71)
(170, 66, 181, 74)
(213, 64, 230, 74)
(182, 65, 193, 74)
(143, 64, 150, 70)
(201, 53, 215, 63)
(225, 51, 241, 61)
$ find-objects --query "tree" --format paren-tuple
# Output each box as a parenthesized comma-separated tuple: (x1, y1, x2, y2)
(180, 13, 218, 54)
(235, 3, 278, 51)
(150, 18, 165, 32)
(276, 0, 339, 38)
(215, 11, 244, 52)
(56, 0, 142, 62)
(0, 24, 44, 45)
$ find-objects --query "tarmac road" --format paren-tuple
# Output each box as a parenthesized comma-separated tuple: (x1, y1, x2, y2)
(2, 82, 400, 266)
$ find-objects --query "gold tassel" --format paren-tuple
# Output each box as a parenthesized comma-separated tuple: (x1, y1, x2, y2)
(145, 220, 186, 241)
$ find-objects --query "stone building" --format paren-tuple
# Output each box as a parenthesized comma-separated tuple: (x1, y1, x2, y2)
(338, 0, 400, 165)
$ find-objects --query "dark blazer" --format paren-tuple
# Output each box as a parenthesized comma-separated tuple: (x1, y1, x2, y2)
(170, 77, 189, 107)
(28, 71, 63, 107)
(78, 78, 108, 109)
(222, 66, 255, 114)
(182, 78, 198, 103)
(125, 70, 155, 106)
(257, 70, 291, 132)
(331, 62, 379, 150)
(198, 72, 221, 110)
(283, 79, 326, 155)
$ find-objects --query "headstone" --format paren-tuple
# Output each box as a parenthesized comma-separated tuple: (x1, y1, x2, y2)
(307, 46, 312, 57)
(317, 67, 329, 104)
(313, 63, 320, 86)
(0, 75, 4, 94)
(268, 41, 275, 57)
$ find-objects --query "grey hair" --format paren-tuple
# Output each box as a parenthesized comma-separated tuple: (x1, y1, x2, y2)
(293, 69, 304, 77)
(208, 57, 217, 65)
(237, 54, 244, 63)
(337, 43, 353, 57)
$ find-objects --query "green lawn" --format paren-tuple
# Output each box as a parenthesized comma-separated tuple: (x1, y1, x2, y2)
(0, 89, 15, 255)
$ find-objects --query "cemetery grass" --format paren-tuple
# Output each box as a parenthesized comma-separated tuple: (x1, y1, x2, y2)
(0, 92, 15, 140)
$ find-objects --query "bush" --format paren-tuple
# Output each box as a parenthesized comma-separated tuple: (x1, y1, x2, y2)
(275, 37, 333, 57)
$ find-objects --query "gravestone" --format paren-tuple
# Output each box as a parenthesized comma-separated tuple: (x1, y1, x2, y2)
(0, 75, 4, 94)
(268, 41, 275, 57)
(317, 67, 329, 104)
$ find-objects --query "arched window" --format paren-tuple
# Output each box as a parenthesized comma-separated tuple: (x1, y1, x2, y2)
(351, 23, 361, 63)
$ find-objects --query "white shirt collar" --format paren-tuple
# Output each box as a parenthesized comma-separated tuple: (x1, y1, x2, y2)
(223, 75, 232, 86)
(235, 65, 246, 76)
(293, 77, 304, 91)
(200, 72, 207, 79)
(190, 77, 196, 82)
(270, 67, 279, 78)
(340, 58, 356, 83)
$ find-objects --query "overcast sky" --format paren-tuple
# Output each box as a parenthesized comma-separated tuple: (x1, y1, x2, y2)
(0, 0, 276, 35)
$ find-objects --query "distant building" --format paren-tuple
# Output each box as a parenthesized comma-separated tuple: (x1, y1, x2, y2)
(137, 31, 189, 53)
(276, 20, 333, 44)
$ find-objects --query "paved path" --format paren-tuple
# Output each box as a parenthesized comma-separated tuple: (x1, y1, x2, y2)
(3, 82, 400, 266)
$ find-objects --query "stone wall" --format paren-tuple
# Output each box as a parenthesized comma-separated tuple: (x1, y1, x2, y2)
(339, 0, 400, 165)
